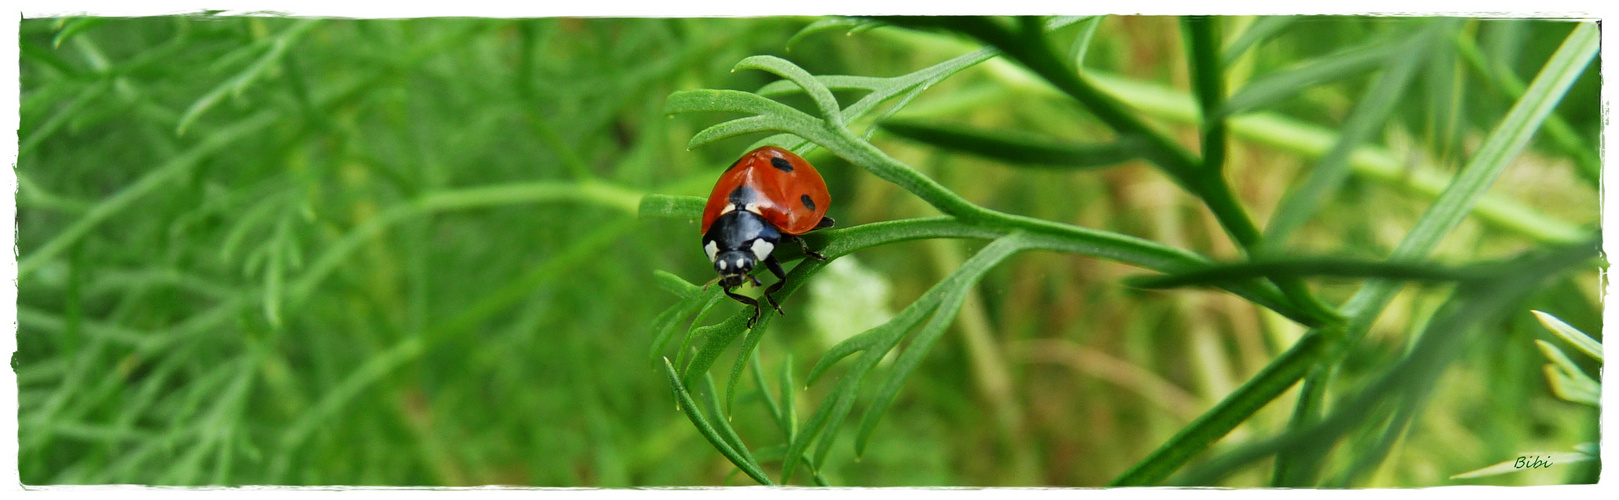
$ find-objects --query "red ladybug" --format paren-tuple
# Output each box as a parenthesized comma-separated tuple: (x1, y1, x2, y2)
(700, 146, 834, 326)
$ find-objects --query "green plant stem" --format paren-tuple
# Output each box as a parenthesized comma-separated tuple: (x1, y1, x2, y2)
(643, 196, 1321, 327)
(1184, 16, 1227, 175)
(932, 45, 1584, 244)
(1074, 71, 1586, 244)
(1184, 16, 1339, 324)
(902, 16, 1339, 326)
(1109, 22, 1598, 485)
(1267, 21, 1600, 485)
(1171, 237, 1597, 485)
(1126, 257, 1482, 289)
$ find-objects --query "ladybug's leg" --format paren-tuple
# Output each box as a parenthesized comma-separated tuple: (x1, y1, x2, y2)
(745, 272, 784, 318)
(722, 286, 764, 328)
(785, 234, 827, 261)
(813, 216, 835, 231)
(759, 256, 789, 317)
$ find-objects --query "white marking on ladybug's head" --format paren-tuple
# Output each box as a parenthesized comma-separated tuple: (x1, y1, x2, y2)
(749, 239, 774, 261)
(717, 259, 728, 271)
(704, 240, 719, 262)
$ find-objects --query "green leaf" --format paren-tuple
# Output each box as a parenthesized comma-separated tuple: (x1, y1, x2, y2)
(1066, 16, 1105, 67)
(734, 55, 843, 124)
(1220, 16, 1295, 64)
(648, 272, 719, 363)
(1536, 340, 1600, 406)
(661, 358, 774, 485)
(748, 351, 789, 440)
(1084, 70, 1586, 244)
(1169, 237, 1598, 486)
(664, 88, 813, 118)
(176, 20, 319, 136)
(853, 233, 1031, 456)
(1378, 22, 1595, 266)
(782, 297, 935, 483)
(1219, 36, 1404, 117)
(1455, 29, 1600, 185)
(880, 119, 1144, 169)
(1532, 310, 1602, 361)
(1116, 21, 1599, 487)
(676, 302, 747, 387)
(52, 17, 107, 48)
(758, 75, 888, 96)
(1262, 21, 1452, 246)
(786, 17, 884, 52)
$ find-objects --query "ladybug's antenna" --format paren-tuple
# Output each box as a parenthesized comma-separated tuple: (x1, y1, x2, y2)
(699, 275, 725, 291)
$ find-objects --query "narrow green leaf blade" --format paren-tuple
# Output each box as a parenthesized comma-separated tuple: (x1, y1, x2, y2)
(1220, 16, 1296, 64)
(1220, 36, 1404, 118)
(853, 233, 1029, 456)
(1262, 22, 1449, 244)
(1532, 310, 1602, 361)
(734, 55, 842, 124)
(661, 358, 775, 485)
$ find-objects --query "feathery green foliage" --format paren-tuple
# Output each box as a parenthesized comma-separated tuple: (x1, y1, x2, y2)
(18, 15, 1599, 488)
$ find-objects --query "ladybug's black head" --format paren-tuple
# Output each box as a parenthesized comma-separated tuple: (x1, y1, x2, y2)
(703, 210, 781, 287)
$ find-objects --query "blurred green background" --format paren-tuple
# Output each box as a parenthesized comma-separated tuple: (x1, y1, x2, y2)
(15, 15, 1601, 487)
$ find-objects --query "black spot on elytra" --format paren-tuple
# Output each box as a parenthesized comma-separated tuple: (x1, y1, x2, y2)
(800, 194, 816, 211)
(728, 184, 757, 206)
(770, 157, 794, 172)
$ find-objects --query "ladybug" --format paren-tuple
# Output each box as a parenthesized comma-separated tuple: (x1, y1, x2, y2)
(700, 146, 835, 327)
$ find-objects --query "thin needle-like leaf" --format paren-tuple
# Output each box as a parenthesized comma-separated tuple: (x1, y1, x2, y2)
(1220, 16, 1296, 64)
(1112, 21, 1599, 486)
(1263, 21, 1452, 248)
(662, 359, 775, 485)
(853, 233, 1031, 456)
(175, 20, 319, 136)
(1532, 310, 1602, 361)
(1219, 37, 1404, 118)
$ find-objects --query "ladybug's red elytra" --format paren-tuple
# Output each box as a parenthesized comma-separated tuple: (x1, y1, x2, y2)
(700, 146, 834, 327)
